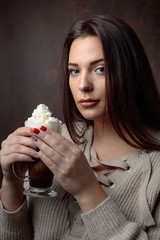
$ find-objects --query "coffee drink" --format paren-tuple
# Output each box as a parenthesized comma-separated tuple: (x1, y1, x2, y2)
(29, 158, 53, 188)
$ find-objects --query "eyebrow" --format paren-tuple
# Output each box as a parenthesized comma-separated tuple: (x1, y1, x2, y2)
(68, 58, 104, 67)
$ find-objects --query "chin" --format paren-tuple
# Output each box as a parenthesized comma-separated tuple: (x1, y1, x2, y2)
(77, 107, 107, 121)
(81, 113, 104, 121)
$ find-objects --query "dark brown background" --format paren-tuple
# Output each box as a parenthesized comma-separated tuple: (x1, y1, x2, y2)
(0, 0, 160, 184)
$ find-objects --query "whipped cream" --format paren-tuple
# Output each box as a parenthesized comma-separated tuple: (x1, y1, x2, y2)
(25, 104, 62, 133)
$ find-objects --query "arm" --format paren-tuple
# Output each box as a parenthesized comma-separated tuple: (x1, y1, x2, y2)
(1, 177, 25, 212)
(0, 198, 33, 240)
(81, 195, 160, 240)
(0, 127, 37, 239)
(0, 127, 37, 211)
(31, 127, 160, 240)
(30, 127, 108, 212)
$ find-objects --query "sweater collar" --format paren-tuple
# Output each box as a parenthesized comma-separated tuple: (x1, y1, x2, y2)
(83, 125, 155, 228)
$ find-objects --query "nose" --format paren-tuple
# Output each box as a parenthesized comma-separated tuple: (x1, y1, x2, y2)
(78, 71, 93, 92)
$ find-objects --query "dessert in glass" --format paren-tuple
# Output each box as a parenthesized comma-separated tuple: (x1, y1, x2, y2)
(13, 104, 62, 197)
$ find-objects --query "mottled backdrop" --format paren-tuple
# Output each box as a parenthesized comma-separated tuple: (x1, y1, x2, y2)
(0, 0, 159, 184)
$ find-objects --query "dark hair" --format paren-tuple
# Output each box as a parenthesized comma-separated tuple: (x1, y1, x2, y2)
(60, 15, 160, 150)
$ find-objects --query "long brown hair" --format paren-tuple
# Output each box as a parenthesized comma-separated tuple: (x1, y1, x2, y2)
(60, 15, 160, 150)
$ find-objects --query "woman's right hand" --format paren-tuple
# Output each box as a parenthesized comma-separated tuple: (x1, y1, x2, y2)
(0, 127, 38, 182)
(0, 127, 38, 211)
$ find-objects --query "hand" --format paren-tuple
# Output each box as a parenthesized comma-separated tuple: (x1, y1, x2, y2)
(0, 127, 38, 183)
(0, 127, 39, 211)
(31, 127, 107, 212)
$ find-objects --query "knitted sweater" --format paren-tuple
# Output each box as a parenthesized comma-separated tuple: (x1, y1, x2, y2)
(0, 124, 160, 240)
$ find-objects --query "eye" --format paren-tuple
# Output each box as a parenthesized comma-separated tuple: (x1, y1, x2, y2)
(68, 68, 80, 76)
(95, 66, 105, 74)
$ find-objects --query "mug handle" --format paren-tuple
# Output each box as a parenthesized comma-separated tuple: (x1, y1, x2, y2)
(12, 163, 31, 182)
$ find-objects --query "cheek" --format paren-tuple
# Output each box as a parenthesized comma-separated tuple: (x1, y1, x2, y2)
(98, 83, 106, 97)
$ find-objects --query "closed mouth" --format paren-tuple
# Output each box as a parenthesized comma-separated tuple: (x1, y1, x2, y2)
(79, 99, 99, 107)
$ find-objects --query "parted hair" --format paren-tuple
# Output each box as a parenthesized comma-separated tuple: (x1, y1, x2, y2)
(60, 15, 160, 150)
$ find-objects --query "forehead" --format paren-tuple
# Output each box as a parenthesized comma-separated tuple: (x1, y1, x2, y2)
(68, 36, 104, 63)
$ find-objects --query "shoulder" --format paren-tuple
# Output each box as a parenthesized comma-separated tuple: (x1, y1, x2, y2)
(149, 132, 160, 165)
(149, 150, 160, 168)
(148, 150, 160, 193)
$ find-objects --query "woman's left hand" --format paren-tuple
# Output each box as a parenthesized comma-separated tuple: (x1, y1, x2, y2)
(31, 127, 107, 212)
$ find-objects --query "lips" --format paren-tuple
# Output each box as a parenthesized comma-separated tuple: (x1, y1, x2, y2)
(79, 99, 99, 107)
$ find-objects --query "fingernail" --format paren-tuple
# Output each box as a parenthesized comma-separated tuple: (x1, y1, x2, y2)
(32, 157, 39, 161)
(40, 126, 47, 132)
(30, 128, 40, 134)
(31, 136, 38, 142)
(35, 147, 40, 152)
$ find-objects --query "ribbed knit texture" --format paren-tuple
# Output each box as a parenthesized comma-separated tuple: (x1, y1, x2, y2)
(0, 200, 33, 240)
(0, 125, 160, 239)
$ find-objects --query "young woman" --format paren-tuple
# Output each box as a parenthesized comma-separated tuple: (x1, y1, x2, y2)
(0, 15, 160, 239)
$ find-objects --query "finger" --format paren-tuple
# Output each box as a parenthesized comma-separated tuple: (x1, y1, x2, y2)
(31, 127, 77, 155)
(31, 136, 65, 166)
(2, 153, 35, 168)
(3, 143, 38, 159)
(5, 135, 35, 149)
(30, 139, 71, 181)
(31, 134, 74, 166)
(31, 134, 84, 180)
(1, 127, 33, 149)
(7, 127, 33, 139)
(40, 127, 73, 146)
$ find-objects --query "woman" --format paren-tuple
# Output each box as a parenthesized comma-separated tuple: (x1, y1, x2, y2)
(0, 15, 160, 239)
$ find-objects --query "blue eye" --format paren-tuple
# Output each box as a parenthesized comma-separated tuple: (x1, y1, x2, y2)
(96, 67, 105, 74)
(68, 69, 79, 76)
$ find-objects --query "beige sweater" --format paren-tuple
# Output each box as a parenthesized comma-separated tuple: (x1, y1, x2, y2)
(0, 124, 160, 240)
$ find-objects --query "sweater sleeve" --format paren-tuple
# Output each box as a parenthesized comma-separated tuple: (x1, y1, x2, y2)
(81, 196, 160, 240)
(0, 198, 33, 240)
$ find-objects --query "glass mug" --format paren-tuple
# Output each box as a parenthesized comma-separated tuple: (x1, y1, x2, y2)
(12, 121, 62, 197)
(12, 156, 57, 197)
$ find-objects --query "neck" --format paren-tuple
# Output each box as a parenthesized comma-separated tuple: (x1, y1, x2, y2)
(92, 117, 139, 161)
(93, 117, 118, 141)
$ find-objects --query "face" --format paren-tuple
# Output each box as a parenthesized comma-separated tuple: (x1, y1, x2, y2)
(68, 36, 107, 121)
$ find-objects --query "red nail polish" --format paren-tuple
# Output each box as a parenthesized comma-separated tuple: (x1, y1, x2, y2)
(30, 129, 34, 134)
(32, 128, 40, 134)
(40, 126, 47, 132)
